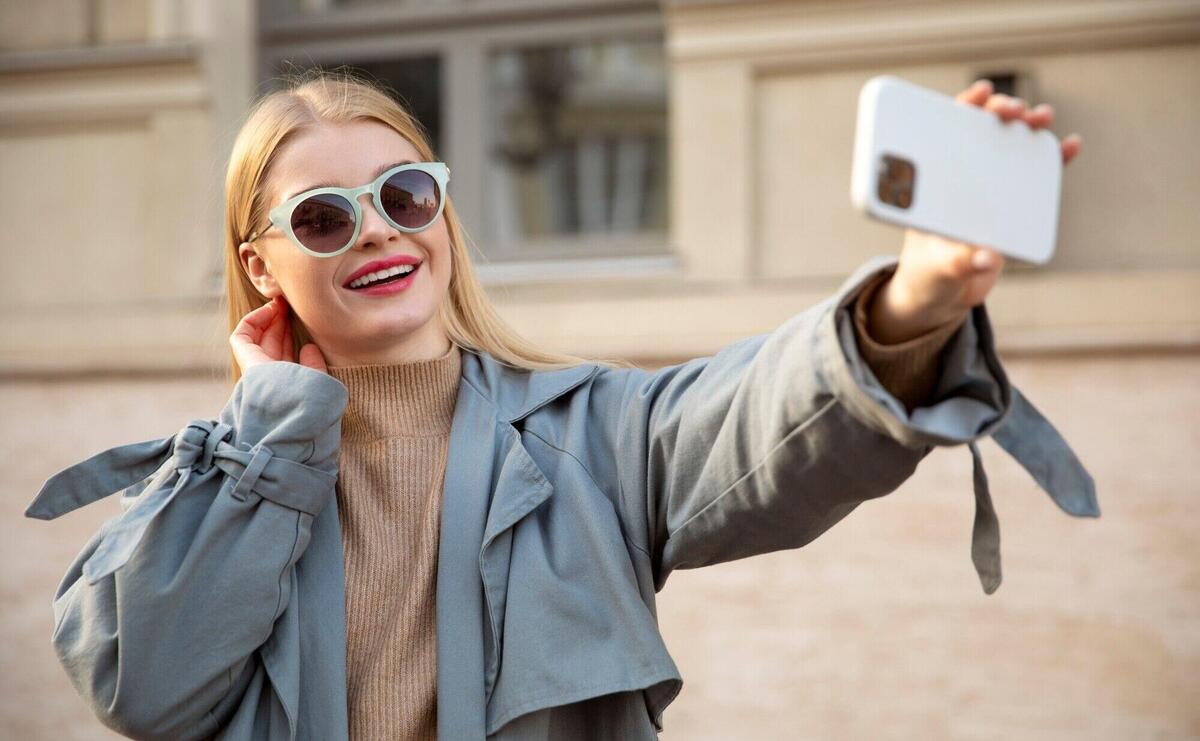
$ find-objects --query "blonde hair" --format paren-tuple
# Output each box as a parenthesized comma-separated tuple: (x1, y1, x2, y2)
(221, 68, 637, 385)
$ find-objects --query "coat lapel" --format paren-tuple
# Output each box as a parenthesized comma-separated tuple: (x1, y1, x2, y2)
(436, 348, 600, 740)
(477, 428, 548, 704)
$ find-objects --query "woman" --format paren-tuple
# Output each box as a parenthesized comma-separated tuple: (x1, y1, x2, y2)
(28, 71, 1090, 740)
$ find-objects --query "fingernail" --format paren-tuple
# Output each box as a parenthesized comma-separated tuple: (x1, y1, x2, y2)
(972, 250, 994, 270)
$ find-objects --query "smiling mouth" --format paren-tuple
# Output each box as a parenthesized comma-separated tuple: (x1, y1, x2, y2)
(345, 262, 420, 290)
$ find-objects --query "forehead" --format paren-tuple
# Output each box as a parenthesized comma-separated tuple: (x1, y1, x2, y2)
(267, 119, 422, 202)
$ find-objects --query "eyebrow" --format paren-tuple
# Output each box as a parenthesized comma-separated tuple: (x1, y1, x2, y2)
(284, 159, 416, 201)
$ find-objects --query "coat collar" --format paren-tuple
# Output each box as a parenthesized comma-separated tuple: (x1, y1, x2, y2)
(458, 347, 601, 424)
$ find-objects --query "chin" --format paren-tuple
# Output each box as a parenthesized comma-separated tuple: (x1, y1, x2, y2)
(372, 311, 436, 335)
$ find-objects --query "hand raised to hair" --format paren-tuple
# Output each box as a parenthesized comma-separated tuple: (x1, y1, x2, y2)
(230, 296, 329, 374)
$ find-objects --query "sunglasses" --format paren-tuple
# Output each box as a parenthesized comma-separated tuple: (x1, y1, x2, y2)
(246, 161, 450, 258)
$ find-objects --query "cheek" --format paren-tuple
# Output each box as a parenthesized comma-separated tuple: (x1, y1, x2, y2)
(431, 231, 454, 285)
(274, 259, 339, 313)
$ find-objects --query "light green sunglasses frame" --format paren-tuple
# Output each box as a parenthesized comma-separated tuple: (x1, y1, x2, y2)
(246, 161, 451, 258)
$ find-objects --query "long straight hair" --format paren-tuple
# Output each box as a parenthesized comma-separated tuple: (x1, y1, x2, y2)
(221, 68, 637, 385)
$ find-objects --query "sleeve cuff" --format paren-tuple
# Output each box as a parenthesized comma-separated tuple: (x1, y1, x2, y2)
(820, 254, 1014, 450)
(228, 361, 349, 467)
(850, 270, 968, 413)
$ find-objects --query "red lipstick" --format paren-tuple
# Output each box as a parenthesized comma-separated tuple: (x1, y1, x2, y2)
(343, 254, 422, 288)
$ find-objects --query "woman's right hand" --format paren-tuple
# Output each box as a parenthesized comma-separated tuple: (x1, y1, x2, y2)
(230, 295, 329, 374)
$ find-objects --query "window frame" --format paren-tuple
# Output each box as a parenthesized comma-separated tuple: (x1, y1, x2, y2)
(257, 0, 670, 265)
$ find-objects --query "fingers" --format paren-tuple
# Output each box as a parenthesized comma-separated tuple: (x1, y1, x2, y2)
(282, 308, 295, 363)
(956, 80, 1034, 122)
(1001, 99, 1054, 130)
(299, 343, 329, 374)
(230, 298, 278, 347)
(953, 244, 1003, 275)
(959, 80, 1049, 126)
(229, 295, 322, 375)
(1062, 132, 1083, 164)
(925, 233, 1003, 277)
(971, 246, 1004, 272)
(958, 79, 1078, 152)
(949, 242, 979, 276)
(229, 299, 285, 373)
(917, 231, 977, 278)
(956, 79, 993, 105)
(956, 80, 1081, 163)
(259, 297, 288, 358)
(984, 92, 1028, 122)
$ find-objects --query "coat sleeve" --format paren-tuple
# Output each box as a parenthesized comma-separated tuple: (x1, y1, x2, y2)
(24, 361, 349, 740)
(593, 254, 1097, 594)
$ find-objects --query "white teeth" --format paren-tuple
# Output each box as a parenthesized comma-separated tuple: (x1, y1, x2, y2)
(349, 263, 415, 289)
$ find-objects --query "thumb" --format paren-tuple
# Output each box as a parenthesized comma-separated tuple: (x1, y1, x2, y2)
(971, 246, 1002, 272)
(298, 343, 329, 374)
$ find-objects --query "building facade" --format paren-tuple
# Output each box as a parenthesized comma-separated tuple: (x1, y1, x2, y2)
(1, 0, 1197, 371)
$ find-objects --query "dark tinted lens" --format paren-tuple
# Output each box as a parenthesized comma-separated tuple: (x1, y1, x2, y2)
(290, 194, 356, 253)
(380, 169, 441, 229)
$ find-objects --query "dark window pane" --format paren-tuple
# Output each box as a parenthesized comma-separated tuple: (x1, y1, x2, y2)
(486, 36, 668, 248)
(265, 56, 443, 157)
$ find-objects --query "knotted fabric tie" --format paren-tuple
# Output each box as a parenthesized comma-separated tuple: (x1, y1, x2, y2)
(966, 387, 1100, 594)
(25, 418, 337, 585)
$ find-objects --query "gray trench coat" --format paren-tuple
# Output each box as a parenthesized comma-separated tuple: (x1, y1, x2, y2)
(26, 255, 1098, 740)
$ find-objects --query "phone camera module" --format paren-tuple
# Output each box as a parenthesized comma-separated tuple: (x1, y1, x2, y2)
(876, 154, 916, 209)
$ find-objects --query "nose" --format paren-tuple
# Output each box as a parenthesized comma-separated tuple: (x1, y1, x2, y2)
(351, 193, 397, 250)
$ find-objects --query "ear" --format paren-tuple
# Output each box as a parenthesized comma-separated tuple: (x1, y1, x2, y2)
(238, 242, 282, 299)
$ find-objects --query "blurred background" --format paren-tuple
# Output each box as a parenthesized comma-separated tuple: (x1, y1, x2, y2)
(1, 0, 1197, 738)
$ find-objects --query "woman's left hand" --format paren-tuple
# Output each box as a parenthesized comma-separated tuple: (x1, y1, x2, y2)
(866, 78, 1084, 344)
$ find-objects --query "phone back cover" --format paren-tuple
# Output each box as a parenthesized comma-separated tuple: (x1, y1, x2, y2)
(851, 75, 1062, 264)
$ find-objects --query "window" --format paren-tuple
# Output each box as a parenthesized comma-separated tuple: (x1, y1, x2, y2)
(486, 37, 668, 256)
(258, 0, 669, 263)
(263, 56, 443, 157)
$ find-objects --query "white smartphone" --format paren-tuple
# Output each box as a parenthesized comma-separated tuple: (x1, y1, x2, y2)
(850, 74, 1062, 264)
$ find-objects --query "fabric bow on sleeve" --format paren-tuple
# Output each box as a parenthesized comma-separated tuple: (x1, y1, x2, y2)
(25, 418, 337, 585)
(831, 255, 1101, 596)
(967, 388, 1100, 594)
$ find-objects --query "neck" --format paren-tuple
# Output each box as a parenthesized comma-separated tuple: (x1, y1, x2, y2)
(318, 318, 454, 367)
(327, 342, 462, 441)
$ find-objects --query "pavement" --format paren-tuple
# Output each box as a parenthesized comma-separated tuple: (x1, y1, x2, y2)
(2, 352, 1196, 740)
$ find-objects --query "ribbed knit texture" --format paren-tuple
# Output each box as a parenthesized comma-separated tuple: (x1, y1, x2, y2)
(850, 270, 967, 412)
(326, 341, 462, 741)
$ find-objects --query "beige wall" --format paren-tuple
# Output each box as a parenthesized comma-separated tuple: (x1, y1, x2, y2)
(662, 0, 1200, 356)
(0, 0, 252, 374)
(754, 44, 1200, 277)
(1, 0, 1197, 369)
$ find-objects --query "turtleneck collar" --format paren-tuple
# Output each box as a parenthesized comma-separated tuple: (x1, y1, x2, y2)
(327, 342, 462, 442)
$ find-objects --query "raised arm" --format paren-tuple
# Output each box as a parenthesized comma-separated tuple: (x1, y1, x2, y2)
(590, 254, 1028, 592)
(25, 361, 348, 740)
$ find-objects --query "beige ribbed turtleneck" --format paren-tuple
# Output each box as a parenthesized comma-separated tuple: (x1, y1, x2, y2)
(327, 341, 462, 741)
